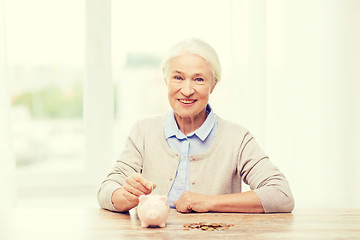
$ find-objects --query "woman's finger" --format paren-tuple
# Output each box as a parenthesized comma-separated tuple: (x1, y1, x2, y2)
(125, 177, 148, 195)
(126, 173, 156, 194)
(124, 182, 145, 197)
(132, 173, 157, 192)
(121, 187, 140, 203)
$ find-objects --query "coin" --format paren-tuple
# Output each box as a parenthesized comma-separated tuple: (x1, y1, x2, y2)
(183, 222, 234, 231)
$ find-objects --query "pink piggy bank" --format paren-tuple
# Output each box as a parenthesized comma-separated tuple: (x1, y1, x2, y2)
(137, 194, 170, 228)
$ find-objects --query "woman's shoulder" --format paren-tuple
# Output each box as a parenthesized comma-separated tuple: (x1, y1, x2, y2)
(216, 116, 254, 145)
(136, 114, 164, 125)
(217, 116, 250, 136)
(134, 114, 164, 134)
(126, 114, 165, 142)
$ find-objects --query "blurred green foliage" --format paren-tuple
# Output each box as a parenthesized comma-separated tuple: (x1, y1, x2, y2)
(12, 83, 83, 119)
(12, 83, 118, 119)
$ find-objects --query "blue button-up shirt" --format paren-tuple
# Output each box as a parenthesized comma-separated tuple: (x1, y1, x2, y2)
(163, 104, 218, 208)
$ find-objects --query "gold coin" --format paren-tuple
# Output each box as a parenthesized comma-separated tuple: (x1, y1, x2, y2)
(183, 222, 234, 231)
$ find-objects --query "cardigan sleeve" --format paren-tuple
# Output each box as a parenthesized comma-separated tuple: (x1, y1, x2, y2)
(238, 133, 295, 213)
(97, 121, 144, 211)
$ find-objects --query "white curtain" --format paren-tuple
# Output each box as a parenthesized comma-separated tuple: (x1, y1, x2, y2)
(231, 0, 360, 208)
(0, 0, 16, 207)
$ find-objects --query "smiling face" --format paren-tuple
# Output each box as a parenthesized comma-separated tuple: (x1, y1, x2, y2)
(164, 53, 216, 124)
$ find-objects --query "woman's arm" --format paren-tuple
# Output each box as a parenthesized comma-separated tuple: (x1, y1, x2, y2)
(238, 133, 295, 213)
(111, 173, 156, 212)
(97, 122, 151, 212)
(174, 190, 264, 213)
(174, 131, 294, 214)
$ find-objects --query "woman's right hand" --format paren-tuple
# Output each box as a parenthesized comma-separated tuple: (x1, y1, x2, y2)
(111, 173, 156, 212)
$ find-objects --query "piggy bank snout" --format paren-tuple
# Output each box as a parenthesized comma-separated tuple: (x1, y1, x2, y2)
(145, 209, 160, 220)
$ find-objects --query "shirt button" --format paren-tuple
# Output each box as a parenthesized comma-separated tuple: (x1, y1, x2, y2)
(191, 182, 195, 185)
(169, 178, 173, 181)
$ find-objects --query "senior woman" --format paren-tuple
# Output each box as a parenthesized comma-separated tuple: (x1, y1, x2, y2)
(98, 38, 294, 213)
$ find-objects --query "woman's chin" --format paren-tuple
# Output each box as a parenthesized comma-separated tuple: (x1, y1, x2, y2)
(175, 112, 193, 119)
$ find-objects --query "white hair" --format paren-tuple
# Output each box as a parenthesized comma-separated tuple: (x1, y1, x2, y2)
(161, 38, 221, 84)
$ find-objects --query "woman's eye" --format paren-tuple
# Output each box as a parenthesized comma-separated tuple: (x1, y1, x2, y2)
(174, 76, 183, 80)
(195, 77, 204, 82)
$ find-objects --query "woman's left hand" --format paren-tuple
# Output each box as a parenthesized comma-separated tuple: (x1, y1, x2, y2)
(173, 191, 212, 213)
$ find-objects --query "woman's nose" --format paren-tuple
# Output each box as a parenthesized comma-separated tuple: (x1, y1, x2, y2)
(181, 79, 194, 96)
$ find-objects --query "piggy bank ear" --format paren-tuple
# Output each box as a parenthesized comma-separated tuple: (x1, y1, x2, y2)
(159, 195, 168, 203)
(139, 195, 148, 203)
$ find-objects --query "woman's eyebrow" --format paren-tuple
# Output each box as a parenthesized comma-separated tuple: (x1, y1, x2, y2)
(193, 73, 205, 77)
(171, 71, 206, 77)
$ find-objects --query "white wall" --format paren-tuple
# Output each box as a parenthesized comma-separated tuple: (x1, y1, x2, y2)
(0, 0, 15, 207)
(84, 0, 113, 186)
(231, 0, 360, 208)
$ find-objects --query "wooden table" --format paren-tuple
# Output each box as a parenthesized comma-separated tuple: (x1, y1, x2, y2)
(0, 208, 359, 239)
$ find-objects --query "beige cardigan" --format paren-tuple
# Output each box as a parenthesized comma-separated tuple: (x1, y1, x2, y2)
(97, 115, 294, 213)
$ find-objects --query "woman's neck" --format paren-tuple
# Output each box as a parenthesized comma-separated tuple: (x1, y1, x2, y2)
(174, 109, 208, 135)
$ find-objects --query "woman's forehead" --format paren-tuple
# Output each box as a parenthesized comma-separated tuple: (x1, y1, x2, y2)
(168, 54, 212, 73)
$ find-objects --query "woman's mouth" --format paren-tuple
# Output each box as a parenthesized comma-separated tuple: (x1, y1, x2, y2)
(178, 99, 197, 104)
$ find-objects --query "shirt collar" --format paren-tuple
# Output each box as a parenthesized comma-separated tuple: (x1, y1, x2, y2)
(163, 104, 216, 141)
(193, 104, 216, 141)
(163, 110, 182, 139)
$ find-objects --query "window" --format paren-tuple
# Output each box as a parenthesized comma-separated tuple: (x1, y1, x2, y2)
(7, 0, 234, 192)
(111, 0, 233, 158)
(6, 0, 86, 189)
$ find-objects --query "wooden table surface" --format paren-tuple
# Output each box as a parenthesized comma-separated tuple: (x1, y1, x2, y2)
(0, 208, 359, 240)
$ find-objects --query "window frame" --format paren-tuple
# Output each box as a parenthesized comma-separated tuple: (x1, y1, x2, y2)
(16, 0, 113, 193)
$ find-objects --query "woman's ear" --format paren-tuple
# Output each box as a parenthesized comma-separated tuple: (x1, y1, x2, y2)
(210, 80, 217, 94)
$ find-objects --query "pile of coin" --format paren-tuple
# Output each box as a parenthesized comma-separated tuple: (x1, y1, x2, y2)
(183, 222, 234, 231)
